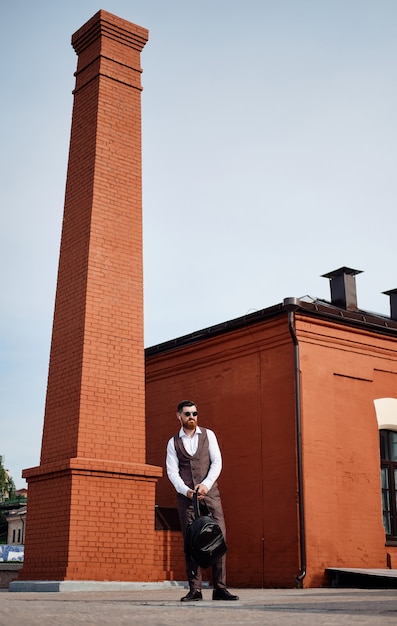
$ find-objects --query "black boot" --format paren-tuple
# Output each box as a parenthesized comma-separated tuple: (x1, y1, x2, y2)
(212, 588, 239, 601)
(181, 589, 203, 602)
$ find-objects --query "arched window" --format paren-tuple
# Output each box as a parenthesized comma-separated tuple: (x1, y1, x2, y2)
(375, 399, 397, 541)
(380, 429, 397, 539)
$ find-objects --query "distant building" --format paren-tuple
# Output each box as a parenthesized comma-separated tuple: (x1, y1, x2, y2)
(5, 507, 26, 545)
(2, 489, 27, 546)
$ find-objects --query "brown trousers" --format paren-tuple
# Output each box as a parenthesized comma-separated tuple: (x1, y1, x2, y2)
(177, 491, 227, 591)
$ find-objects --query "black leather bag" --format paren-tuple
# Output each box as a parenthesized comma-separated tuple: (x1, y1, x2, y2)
(185, 491, 228, 569)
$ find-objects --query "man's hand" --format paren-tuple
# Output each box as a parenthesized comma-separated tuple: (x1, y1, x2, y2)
(187, 484, 208, 501)
(195, 484, 208, 500)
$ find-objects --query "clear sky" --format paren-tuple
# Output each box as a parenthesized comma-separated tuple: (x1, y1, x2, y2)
(1, 0, 397, 488)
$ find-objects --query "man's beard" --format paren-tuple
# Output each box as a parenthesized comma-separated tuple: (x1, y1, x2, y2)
(183, 418, 196, 431)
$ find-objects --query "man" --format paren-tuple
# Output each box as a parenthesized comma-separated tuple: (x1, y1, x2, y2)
(166, 400, 239, 602)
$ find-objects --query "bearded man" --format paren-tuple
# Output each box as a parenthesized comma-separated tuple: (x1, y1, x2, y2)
(166, 400, 239, 602)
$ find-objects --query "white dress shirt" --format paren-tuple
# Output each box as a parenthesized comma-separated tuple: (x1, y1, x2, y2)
(166, 426, 222, 497)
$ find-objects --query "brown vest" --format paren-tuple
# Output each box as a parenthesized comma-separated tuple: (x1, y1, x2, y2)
(174, 428, 219, 494)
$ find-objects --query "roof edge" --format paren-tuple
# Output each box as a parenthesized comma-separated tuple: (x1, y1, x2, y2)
(145, 298, 397, 357)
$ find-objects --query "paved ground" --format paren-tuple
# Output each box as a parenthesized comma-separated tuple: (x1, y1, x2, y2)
(1, 587, 397, 626)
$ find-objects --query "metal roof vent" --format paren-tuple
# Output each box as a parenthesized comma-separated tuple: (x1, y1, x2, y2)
(383, 289, 397, 322)
(321, 267, 363, 311)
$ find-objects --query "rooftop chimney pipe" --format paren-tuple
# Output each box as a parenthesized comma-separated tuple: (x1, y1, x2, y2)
(383, 289, 397, 322)
(321, 266, 363, 311)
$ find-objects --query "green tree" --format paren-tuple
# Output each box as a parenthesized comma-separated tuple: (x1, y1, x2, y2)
(0, 456, 16, 502)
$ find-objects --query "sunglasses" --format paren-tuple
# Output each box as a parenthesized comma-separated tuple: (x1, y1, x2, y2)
(182, 411, 198, 417)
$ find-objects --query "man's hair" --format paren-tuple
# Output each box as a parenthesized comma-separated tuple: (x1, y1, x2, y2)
(177, 400, 196, 413)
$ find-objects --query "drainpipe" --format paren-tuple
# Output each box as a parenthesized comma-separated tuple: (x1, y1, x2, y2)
(283, 298, 306, 587)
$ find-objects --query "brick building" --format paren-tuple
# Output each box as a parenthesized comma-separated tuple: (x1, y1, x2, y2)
(146, 267, 397, 587)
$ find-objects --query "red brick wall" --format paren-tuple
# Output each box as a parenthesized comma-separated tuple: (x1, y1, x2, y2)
(146, 315, 301, 587)
(296, 315, 395, 586)
(20, 473, 71, 580)
(153, 531, 185, 581)
(21, 462, 164, 581)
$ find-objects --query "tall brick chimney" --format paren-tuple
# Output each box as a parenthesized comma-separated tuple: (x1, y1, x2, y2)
(19, 10, 163, 583)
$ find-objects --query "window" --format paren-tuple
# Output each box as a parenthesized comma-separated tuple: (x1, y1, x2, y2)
(154, 506, 181, 531)
(380, 429, 397, 539)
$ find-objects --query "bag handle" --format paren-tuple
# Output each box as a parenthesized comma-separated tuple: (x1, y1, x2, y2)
(192, 489, 200, 519)
(192, 489, 211, 519)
